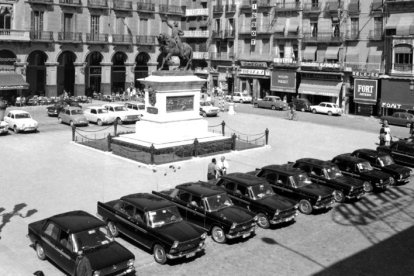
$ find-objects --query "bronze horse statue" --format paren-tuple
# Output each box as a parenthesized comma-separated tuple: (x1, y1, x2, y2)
(157, 33, 193, 70)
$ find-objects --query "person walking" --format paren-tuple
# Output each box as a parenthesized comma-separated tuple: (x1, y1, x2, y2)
(207, 158, 218, 181)
(217, 156, 229, 176)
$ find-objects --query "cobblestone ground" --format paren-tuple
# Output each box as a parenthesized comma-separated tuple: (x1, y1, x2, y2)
(0, 105, 413, 276)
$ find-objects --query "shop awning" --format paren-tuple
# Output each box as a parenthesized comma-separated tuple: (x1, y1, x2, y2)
(385, 14, 400, 30)
(287, 18, 299, 33)
(325, 46, 340, 60)
(396, 15, 414, 36)
(0, 73, 28, 90)
(274, 18, 286, 33)
(303, 46, 317, 61)
(345, 47, 359, 63)
(298, 79, 342, 97)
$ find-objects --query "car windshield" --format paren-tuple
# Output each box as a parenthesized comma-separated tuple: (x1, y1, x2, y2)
(114, 106, 127, 112)
(147, 206, 183, 228)
(325, 165, 343, 179)
(14, 113, 31, 119)
(205, 193, 233, 212)
(378, 155, 395, 166)
(71, 109, 83, 115)
(249, 183, 275, 200)
(73, 226, 112, 251)
(357, 161, 373, 172)
(137, 105, 145, 110)
(292, 174, 313, 188)
(97, 109, 108, 114)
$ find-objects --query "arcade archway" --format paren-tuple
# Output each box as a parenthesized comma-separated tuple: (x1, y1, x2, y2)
(85, 51, 103, 95)
(27, 51, 47, 96)
(57, 51, 76, 96)
(111, 51, 127, 93)
(135, 52, 150, 89)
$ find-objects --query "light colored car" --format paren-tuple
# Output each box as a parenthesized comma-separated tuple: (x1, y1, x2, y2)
(58, 106, 89, 126)
(84, 106, 115, 126)
(310, 102, 342, 116)
(227, 92, 253, 103)
(4, 110, 38, 133)
(125, 102, 145, 117)
(254, 96, 288, 110)
(102, 103, 141, 124)
(200, 101, 220, 117)
(0, 121, 8, 134)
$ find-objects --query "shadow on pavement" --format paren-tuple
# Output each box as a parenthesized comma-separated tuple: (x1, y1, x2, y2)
(0, 203, 38, 240)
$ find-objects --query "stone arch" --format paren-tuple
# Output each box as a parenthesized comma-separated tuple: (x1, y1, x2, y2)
(135, 52, 150, 89)
(56, 51, 76, 96)
(84, 51, 104, 95)
(111, 51, 127, 93)
(26, 51, 48, 95)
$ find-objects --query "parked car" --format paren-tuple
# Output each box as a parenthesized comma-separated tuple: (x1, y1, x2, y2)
(380, 112, 414, 128)
(377, 139, 414, 167)
(153, 182, 257, 244)
(332, 154, 394, 191)
(200, 101, 220, 117)
(58, 106, 89, 127)
(27, 210, 135, 276)
(215, 173, 298, 229)
(226, 92, 253, 103)
(351, 148, 411, 185)
(253, 96, 287, 110)
(97, 193, 207, 264)
(125, 102, 145, 117)
(84, 106, 115, 126)
(4, 110, 38, 133)
(102, 103, 141, 124)
(254, 164, 336, 215)
(0, 120, 8, 134)
(292, 98, 311, 112)
(46, 102, 67, 117)
(310, 102, 342, 116)
(292, 158, 366, 202)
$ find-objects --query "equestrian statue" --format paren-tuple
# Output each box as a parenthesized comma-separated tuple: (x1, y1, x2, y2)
(158, 15, 193, 71)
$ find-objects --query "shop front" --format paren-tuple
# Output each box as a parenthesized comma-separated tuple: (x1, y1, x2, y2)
(0, 50, 28, 103)
(237, 61, 271, 99)
(352, 73, 380, 116)
(271, 58, 299, 101)
(380, 78, 414, 115)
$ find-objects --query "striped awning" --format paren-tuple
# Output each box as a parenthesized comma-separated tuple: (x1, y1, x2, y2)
(0, 73, 28, 90)
(299, 79, 342, 97)
(397, 15, 414, 36)
(274, 17, 286, 33)
(303, 46, 317, 61)
(325, 46, 340, 60)
(345, 47, 359, 63)
(287, 18, 299, 33)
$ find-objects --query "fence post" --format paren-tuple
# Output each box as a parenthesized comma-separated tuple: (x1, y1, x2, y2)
(265, 128, 269, 145)
(107, 134, 112, 152)
(231, 133, 236, 150)
(221, 120, 225, 136)
(193, 138, 199, 157)
(150, 144, 155, 164)
(114, 119, 118, 136)
(72, 125, 76, 141)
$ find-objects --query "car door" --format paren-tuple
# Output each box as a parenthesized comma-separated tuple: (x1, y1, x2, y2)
(41, 221, 61, 265)
(259, 97, 267, 108)
(55, 229, 76, 275)
(185, 194, 207, 229)
(318, 103, 326, 113)
(88, 109, 97, 123)
(116, 203, 140, 239)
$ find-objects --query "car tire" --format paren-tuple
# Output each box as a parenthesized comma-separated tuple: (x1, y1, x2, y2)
(116, 118, 123, 125)
(312, 109, 317, 114)
(35, 243, 46, 260)
(202, 112, 207, 117)
(153, 244, 167, 264)
(97, 119, 103, 126)
(407, 123, 411, 128)
(271, 105, 276, 110)
(334, 190, 345, 203)
(298, 200, 313, 215)
(211, 226, 226, 243)
(256, 213, 270, 229)
(328, 111, 333, 116)
(13, 125, 19, 133)
(107, 221, 119, 237)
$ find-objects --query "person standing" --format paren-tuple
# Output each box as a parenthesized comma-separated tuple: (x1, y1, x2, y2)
(207, 158, 218, 181)
(217, 156, 229, 176)
(383, 121, 391, 146)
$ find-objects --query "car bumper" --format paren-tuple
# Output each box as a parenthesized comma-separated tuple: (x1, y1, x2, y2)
(167, 244, 205, 260)
(314, 199, 335, 209)
(226, 226, 256, 239)
(20, 127, 38, 132)
(115, 267, 135, 275)
(346, 191, 365, 200)
(270, 212, 298, 225)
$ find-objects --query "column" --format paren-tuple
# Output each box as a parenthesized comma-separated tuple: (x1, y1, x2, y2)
(100, 62, 112, 95)
(74, 62, 86, 97)
(45, 62, 58, 97)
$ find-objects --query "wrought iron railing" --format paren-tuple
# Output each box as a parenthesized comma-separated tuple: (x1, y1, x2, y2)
(30, 31, 54, 41)
(57, 32, 82, 41)
(112, 34, 133, 43)
(136, 35, 157, 45)
(86, 33, 108, 43)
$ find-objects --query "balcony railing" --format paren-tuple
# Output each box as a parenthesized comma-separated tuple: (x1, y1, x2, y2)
(273, 32, 299, 39)
(193, 52, 209, 59)
(368, 30, 383, 40)
(210, 52, 234, 60)
(257, 24, 273, 34)
(303, 3, 321, 13)
(113, 0, 132, 11)
(30, 31, 54, 41)
(86, 33, 108, 43)
(27, 0, 53, 5)
(223, 29, 235, 38)
(0, 29, 30, 41)
(58, 32, 82, 42)
(225, 4, 236, 13)
(345, 31, 359, 41)
(393, 64, 413, 72)
(212, 30, 223, 38)
(303, 32, 343, 43)
(137, 2, 155, 12)
(87, 0, 108, 8)
(325, 1, 343, 12)
(136, 35, 157, 45)
(59, 0, 82, 6)
(257, 0, 273, 8)
(159, 4, 184, 15)
(273, 58, 300, 67)
(112, 34, 133, 44)
(213, 5, 224, 13)
(185, 8, 208, 16)
(345, 62, 383, 72)
(182, 30, 209, 38)
(275, 2, 301, 11)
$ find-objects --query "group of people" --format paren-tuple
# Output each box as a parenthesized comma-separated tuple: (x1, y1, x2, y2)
(207, 156, 229, 181)
(379, 121, 392, 146)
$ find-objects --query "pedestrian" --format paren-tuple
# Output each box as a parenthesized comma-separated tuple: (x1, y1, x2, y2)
(217, 156, 229, 176)
(379, 122, 386, 146)
(384, 121, 391, 146)
(207, 158, 218, 181)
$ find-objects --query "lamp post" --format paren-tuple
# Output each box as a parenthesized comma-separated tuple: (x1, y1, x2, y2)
(227, 63, 237, 115)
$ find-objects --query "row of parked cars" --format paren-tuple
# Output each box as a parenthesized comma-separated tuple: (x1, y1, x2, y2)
(15, 95, 91, 107)
(27, 142, 413, 275)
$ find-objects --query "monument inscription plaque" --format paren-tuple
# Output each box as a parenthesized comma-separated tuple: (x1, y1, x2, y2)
(166, 96, 194, 112)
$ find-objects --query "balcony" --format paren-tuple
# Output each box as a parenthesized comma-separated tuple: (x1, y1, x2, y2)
(27, 0, 53, 5)
(257, 0, 273, 9)
(87, 0, 108, 9)
(213, 5, 224, 14)
(185, 8, 208, 16)
(59, 0, 82, 7)
(159, 4, 184, 16)
(256, 24, 273, 34)
(30, 31, 54, 41)
(273, 57, 300, 67)
(193, 52, 210, 60)
(136, 2, 155, 12)
(182, 30, 209, 38)
(368, 30, 383, 40)
(325, 1, 343, 13)
(393, 63, 413, 73)
(210, 52, 234, 60)
(302, 32, 343, 43)
(273, 32, 299, 39)
(303, 3, 321, 14)
(212, 30, 223, 39)
(136, 35, 157, 45)
(348, 1, 360, 15)
(275, 2, 301, 12)
(0, 29, 30, 41)
(112, 34, 133, 44)
(86, 33, 108, 43)
(344, 31, 359, 41)
(345, 62, 383, 73)
(223, 29, 235, 38)
(225, 4, 236, 13)
(57, 32, 82, 43)
(113, 0, 132, 11)
(386, 0, 414, 13)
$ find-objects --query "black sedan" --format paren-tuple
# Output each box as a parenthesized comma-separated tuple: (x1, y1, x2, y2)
(377, 139, 414, 167)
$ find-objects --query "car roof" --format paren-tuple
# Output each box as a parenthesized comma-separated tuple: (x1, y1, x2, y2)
(295, 158, 335, 167)
(86, 106, 105, 110)
(9, 110, 29, 114)
(261, 164, 304, 175)
(103, 103, 123, 107)
(63, 106, 81, 110)
(222, 173, 268, 187)
(333, 153, 366, 163)
(177, 182, 225, 197)
(353, 148, 386, 158)
(49, 210, 105, 234)
(125, 102, 144, 105)
(121, 193, 175, 212)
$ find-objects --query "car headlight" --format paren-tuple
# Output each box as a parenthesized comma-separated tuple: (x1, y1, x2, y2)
(171, 241, 179, 249)
(127, 259, 134, 267)
(350, 186, 354, 191)
(231, 222, 237, 229)
(274, 210, 280, 216)
(201, 232, 207, 239)
(363, 181, 372, 192)
(93, 271, 101, 276)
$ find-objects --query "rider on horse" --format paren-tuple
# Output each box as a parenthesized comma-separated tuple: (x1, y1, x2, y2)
(164, 16, 184, 55)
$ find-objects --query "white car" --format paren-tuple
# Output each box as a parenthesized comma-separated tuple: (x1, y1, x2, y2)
(310, 102, 342, 116)
(226, 92, 253, 103)
(84, 106, 116, 126)
(124, 102, 145, 117)
(200, 101, 220, 117)
(102, 103, 141, 124)
(4, 110, 38, 133)
(0, 121, 8, 134)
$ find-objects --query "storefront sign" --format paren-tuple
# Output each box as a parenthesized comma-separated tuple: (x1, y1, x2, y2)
(239, 68, 265, 76)
(240, 61, 267, 68)
(381, 102, 403, 109)
(354, 79, 378, 104)
(301, 62, 341, 70)
(273, 58, 295, 64)
(352, 71, 379, 78)
(251, 0, 257, 45)
(381, 79, 414, 110)
(271, 70, 296, 93)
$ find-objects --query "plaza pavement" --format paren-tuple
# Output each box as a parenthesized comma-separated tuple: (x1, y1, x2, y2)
(0, 107, 410, 275)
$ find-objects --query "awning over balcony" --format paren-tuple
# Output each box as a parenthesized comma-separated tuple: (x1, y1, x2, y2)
(298, 79, 342, 97)
(274, 18, 286, 33)
(303, 46, 317, 61)
(325, 46, 340, 60)
(345, 47, 359, 63)
(0, 73, 28, 90)
(386, 13, 414, 35)
(287, 18, 299, 33)
(385, 14, 400, 30)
